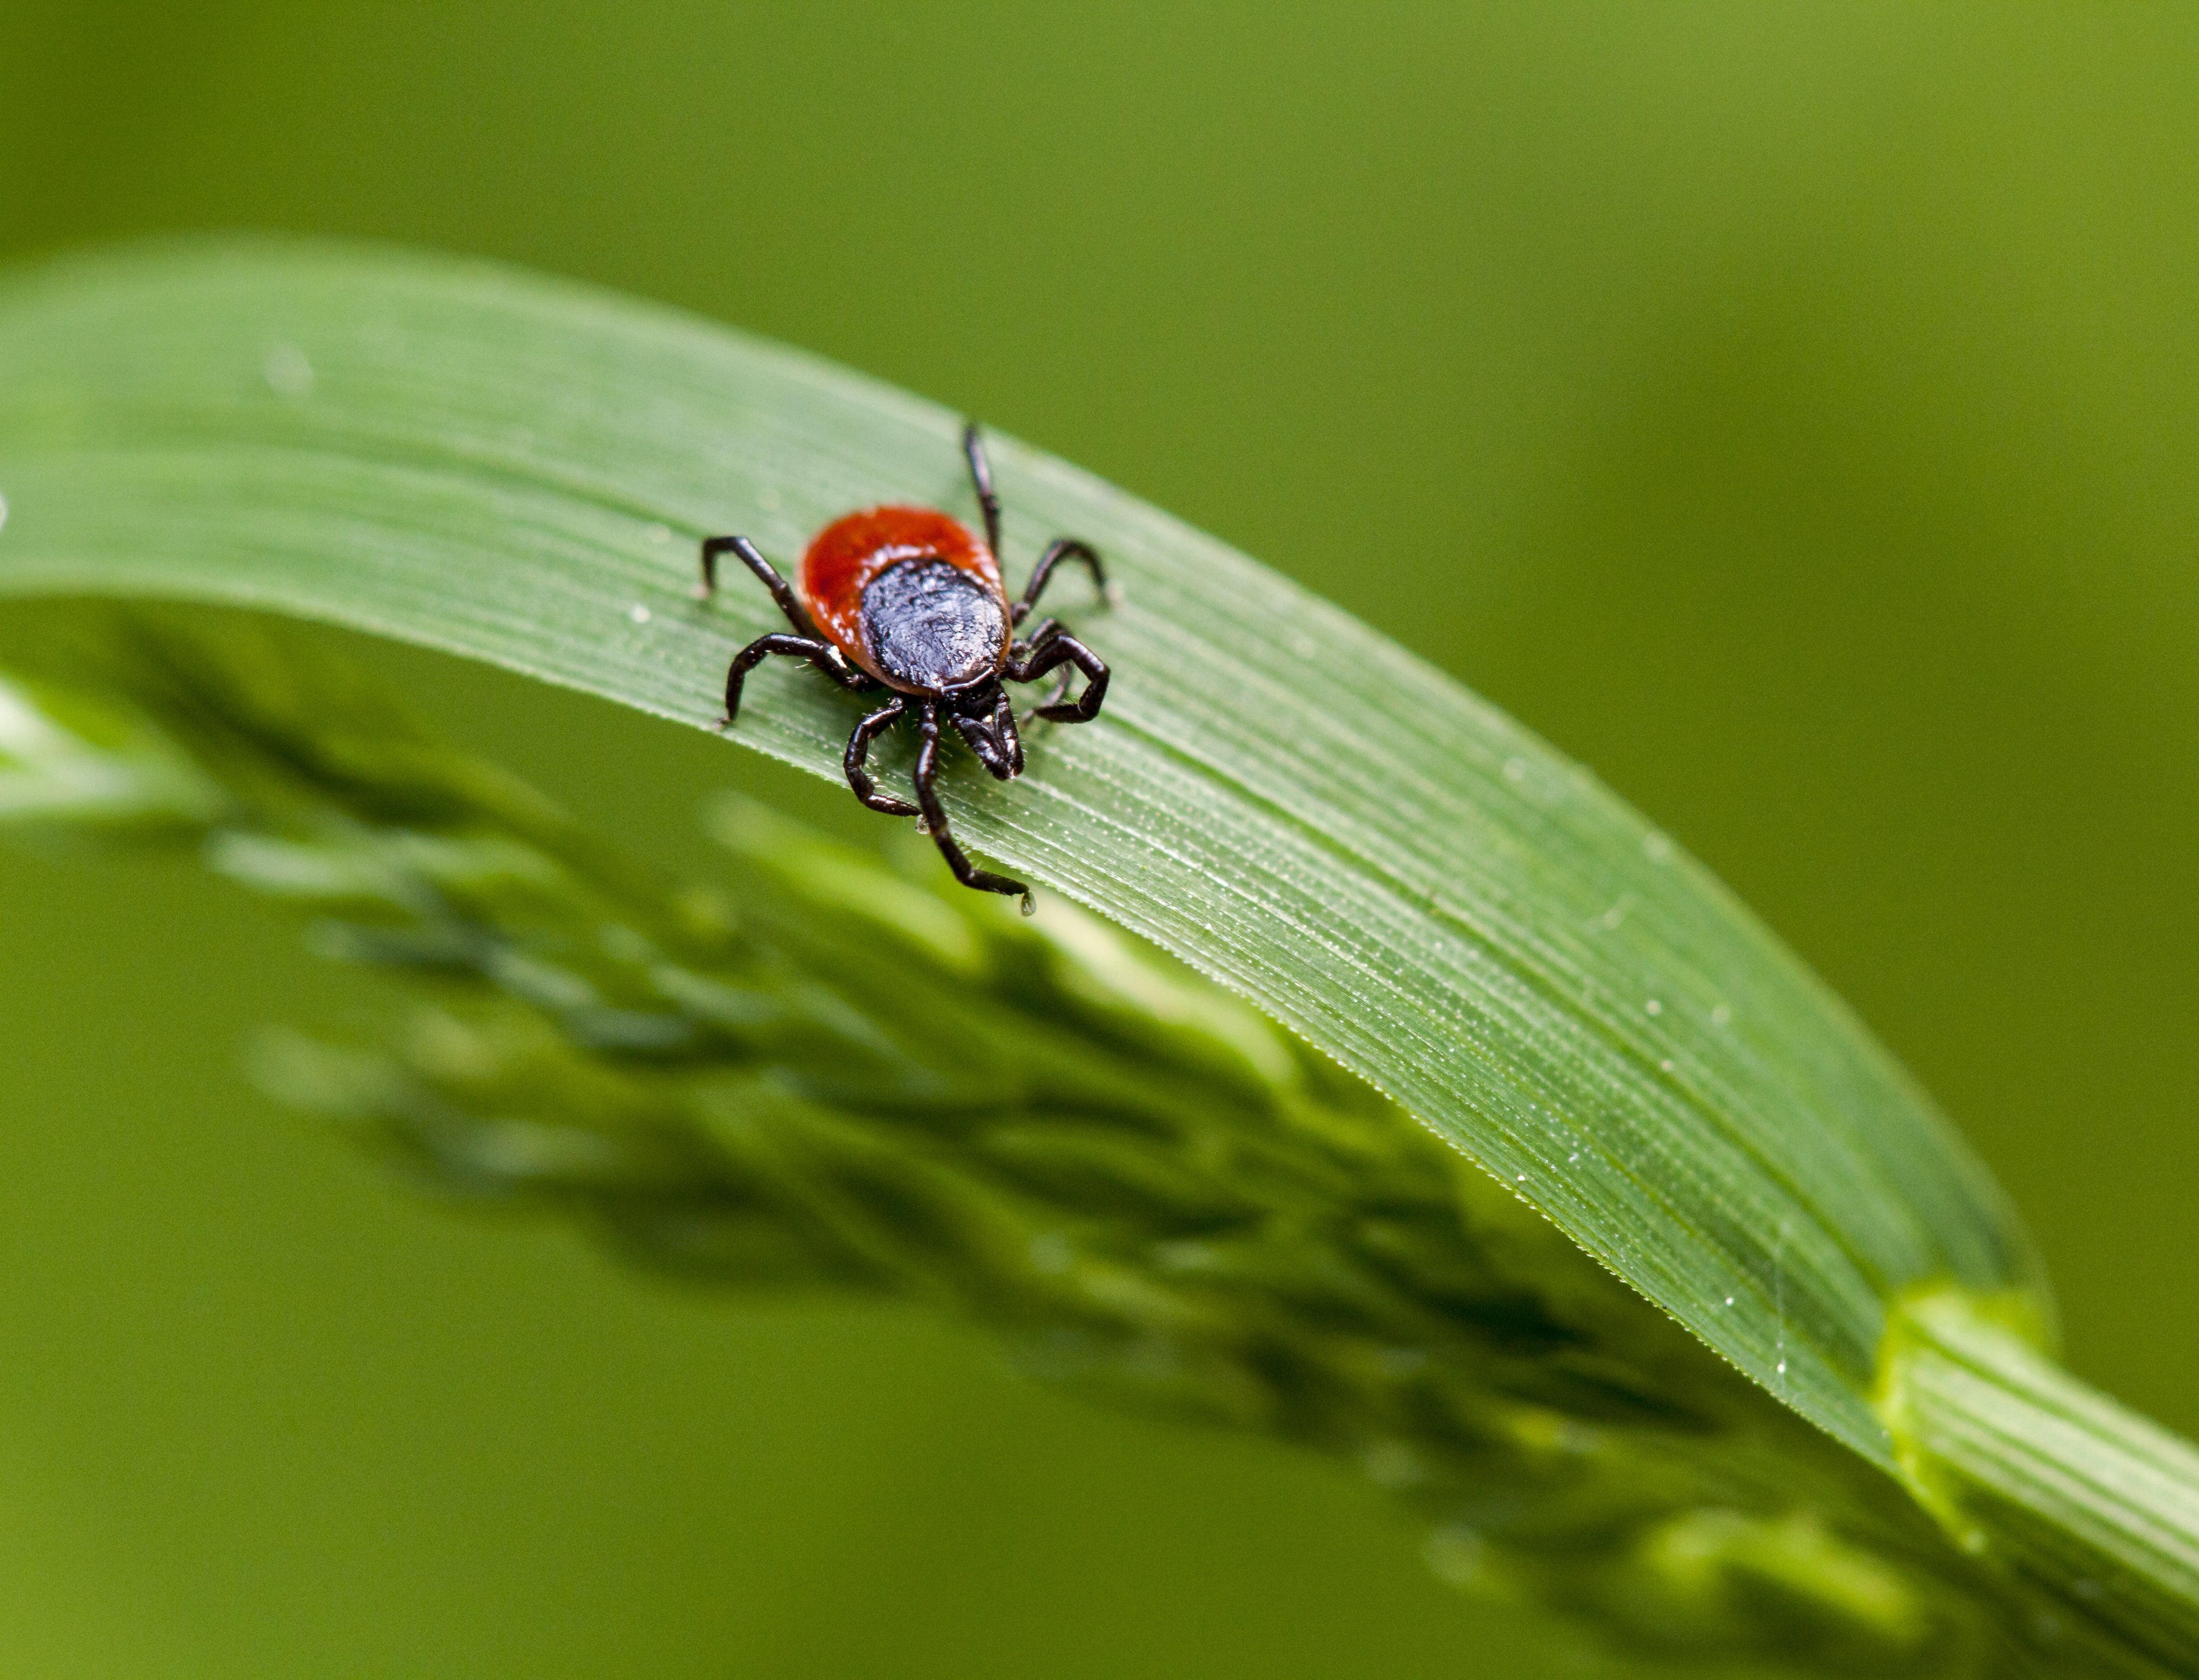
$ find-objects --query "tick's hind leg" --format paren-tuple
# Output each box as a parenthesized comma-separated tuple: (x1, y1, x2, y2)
(844, 698, 919, 816)
(698, 534, 812, 634)
(913, 703, 1031, 908)
(1007, 628, 1109, 724)
(717, 633, 871, 728)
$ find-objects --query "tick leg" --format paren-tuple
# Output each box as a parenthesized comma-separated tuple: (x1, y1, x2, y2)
(1010, 617, 1060, 656)
(718, 634, 869, 727)
(844, 698, 920, 815)
(914, 703, 1030, 902)
(1008, 619, 1067, 713)
(962, 422, 1003, 564)
(1020, 672, 1074, 719)
(1013, 539, 1112, 627)
(699, 535, 812, 634)
(1007, 630, 1109, 724)
(998, 687, 1025, 776)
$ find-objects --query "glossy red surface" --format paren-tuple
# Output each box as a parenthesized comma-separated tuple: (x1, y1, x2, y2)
(799, 506, 1006, 681)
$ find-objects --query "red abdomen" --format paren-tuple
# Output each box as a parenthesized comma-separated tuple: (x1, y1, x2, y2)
(800, 506, 1007, 684)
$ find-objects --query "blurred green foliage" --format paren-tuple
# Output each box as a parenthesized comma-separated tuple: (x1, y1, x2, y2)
(4, 4, 2199, 1676)
(9, 611, 2058, 1676)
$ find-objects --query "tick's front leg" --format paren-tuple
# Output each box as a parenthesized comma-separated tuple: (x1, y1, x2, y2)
(844, 698, 919, 815)
(1007, 630, 1109, 724)
(912, 703, 1031, 907)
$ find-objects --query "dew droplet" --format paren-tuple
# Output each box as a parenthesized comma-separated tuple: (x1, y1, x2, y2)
(1644, 998, 1662, 1016)
(1710, 1003, 1732, 1028)
(1643, 831, 1673, 863)
(262, 342, 314, 398)
(1424, 1525, 1487, 1588)
(1019, 891, 1037, 918)
(1029, 1232, 1071, 1273)
(628, 603, 652, 625)
(1363, 1439, 1423, 1488)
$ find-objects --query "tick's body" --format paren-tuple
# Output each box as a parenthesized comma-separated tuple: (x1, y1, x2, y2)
(801, 505, 1009, 693)
(697, 425, 1112, 906)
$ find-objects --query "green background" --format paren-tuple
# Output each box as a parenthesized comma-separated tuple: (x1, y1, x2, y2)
(5, 4, 2198, 1674)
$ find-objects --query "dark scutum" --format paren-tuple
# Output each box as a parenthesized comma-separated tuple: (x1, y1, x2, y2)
(860, 560, 1006, 691)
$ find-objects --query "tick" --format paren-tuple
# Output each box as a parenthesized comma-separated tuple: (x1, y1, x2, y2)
(696, 423, 1113, 908)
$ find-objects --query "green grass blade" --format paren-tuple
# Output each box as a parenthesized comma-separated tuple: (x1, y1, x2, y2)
(0, 237, 2042, 1464)
(1881, 1290, 2199, 1671)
